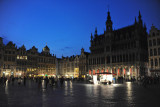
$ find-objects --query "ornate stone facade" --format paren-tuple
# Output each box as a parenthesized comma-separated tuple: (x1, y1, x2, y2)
(148, 25, 160, 76)
(0, 38, 56, 77)
(88, 11, 148, 80)
(57, 55, 79, 78)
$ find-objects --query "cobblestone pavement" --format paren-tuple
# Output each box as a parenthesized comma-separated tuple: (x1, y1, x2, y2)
(0, 80, 160, 107)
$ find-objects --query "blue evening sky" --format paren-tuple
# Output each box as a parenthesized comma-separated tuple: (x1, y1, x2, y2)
(0, 0, 160, 58)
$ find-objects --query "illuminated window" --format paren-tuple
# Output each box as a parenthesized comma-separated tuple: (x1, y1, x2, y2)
(17, 55, 27, 60)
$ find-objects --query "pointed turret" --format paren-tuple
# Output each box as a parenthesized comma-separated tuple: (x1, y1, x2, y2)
(106, 10, 113, 31)
(81, 48, 84, 54)
(94, 27, 98, 38)
(138, 11, 142, 25)
(91, 33, 93, 41)
(135, 17, 137, 24)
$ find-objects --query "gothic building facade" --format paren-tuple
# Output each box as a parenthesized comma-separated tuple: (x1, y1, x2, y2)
(88, 11, 148, 80)
(148, 25, 160, 76)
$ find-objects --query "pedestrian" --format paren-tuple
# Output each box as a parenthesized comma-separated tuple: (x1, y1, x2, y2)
(23, 76, 26, 86)
(18, 77, 21, 85)
(55, 76, 58, 87)
(3, 77, 7, 87)
(12, 77, 15, 85)
(60, 76, 64, 87)
(45, 76, 49, 88)
(51, 77, 55, 86)
(38, 77, 42, 88)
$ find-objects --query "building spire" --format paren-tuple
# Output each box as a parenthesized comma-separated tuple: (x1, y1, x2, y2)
(95, 27, 97, 34)
(135, 17, 137, 24)
(106, 9, 113, 32)
(91, 33, 93, 41)
(138, 10, 142, 25)
(94, 27, 98, 38)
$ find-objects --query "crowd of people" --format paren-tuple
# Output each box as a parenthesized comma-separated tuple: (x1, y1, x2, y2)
(0, 76, 65, 89)
(139, 76, 160, 87)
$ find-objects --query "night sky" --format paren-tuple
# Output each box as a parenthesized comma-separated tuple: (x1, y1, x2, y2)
(0, 0, 160, 58)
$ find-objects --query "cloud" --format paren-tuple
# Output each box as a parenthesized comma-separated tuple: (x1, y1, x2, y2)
(60, 46, 72, 51)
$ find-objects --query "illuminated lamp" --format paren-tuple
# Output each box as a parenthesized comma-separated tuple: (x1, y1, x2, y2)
(93, 70, 95, 75)
(107, 69, 108, 72)
(89, 70, 91, 75)
(97, 69, 99, 73)
(118, 69, 120, 75)
(101, 69, 104, 73)
(124, 68, 126, 75)
(130, 68, 132, 75)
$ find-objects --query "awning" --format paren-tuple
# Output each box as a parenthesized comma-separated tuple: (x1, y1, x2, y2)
(95, 72, 117, 75)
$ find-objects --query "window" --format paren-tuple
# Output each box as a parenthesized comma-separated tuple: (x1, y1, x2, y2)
(123, 54, 125, 62)
(8, 57, 11, 61)
(158, 48, 160, 55)
(153, 39, 156, 46)
(120, 55, 122, 62)
(151, 59, 153, 68)
(126, 54, 128, 62)
(155, 58, 158, 66)
(106, 56, 110, 63)
(4, 56, 7, 61)
(150, 49, 153, 56)
(153, 32, 155, 36)
(149, 40, 152, 46)
(154, 48, 157, 56)
(157, 38, 160, 45)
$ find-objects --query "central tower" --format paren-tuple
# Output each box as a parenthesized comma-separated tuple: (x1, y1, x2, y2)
(106, 10, 113, 32)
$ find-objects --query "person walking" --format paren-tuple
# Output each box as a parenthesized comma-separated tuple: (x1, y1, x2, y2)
(38, 77, 42, 88)
(55, 76, 58, 87)
(60, 76, 64, 87)
(45, 76, 49, 89)
(18, 77, 21, 85)
(12, 77, 15, 85)
(51, 77, 55, 86)
(23, 76, 26, 86)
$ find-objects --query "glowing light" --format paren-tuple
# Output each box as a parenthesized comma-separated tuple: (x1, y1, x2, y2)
(107, 75, 113, 82)
(93, 70, 95, 75)
(93, 75, 98, 84)
(101, 69, 104, 73)
(97, 69, 99, 73)
(124, 68, 126, 75)
(107, 69, 108, 72)
(130, 68, 132, 75)
(118, 69, 120, 75)
(89, 70, 91, 75)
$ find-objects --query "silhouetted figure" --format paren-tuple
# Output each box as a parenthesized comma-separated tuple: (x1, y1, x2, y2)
(60, 76, 64, 87)
(24, 76, 26, 86)
(55, 76, 58, 87)
(3, 77, 7, 87)
(38, 77, 42, 88)
(45, 76, 49, 88)
(18, 77, 21, 85)
(12, 77, 15, 85)
(51, 77, 55, 86)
